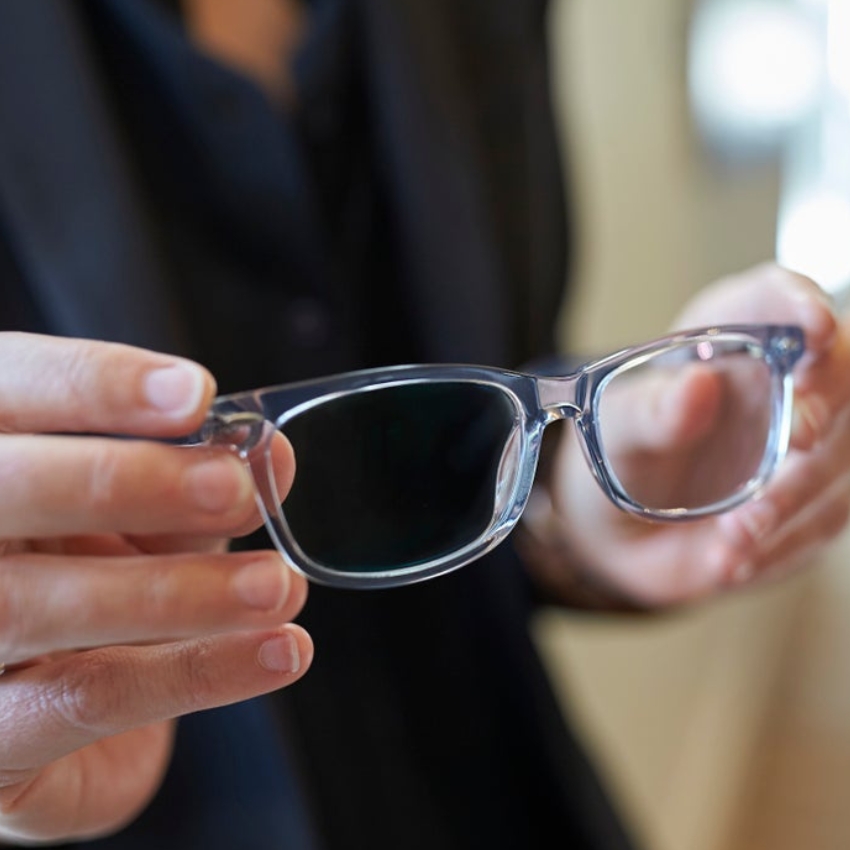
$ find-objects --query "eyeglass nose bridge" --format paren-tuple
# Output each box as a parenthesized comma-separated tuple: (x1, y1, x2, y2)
(535, 374, 584, 423)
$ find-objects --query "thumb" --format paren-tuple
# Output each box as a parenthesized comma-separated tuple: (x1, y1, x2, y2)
(595, 361, 725, 455)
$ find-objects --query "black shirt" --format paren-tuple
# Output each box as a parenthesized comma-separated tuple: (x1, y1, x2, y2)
(78, 0, 418, 392)
(0, 2, 638, 848)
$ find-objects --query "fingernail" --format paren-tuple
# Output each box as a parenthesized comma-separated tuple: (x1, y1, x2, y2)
(258, 632, 300, 673)
(232, 558, 289, 611)
(183, 455, 254, 513)
(144, 362, 207, 417)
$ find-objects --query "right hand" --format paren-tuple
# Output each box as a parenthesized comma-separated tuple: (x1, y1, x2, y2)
(543, 265, 850, 607)
(0, 333, 313, 845)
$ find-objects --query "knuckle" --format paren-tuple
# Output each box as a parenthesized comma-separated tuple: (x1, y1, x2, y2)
(82, 445, 122, 512)
(137, 574, 173, 625)
(135, 561, 199, 626)
(57, 342, 101, 410)
(175, 640, 220, 711)
(49, 652, 125, 735)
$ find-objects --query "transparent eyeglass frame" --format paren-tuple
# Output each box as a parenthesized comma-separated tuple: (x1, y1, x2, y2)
(190, 324, 805, 589)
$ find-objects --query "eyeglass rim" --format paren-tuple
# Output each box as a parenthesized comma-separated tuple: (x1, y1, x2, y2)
(251, 376, 545, 590)
(201, 323, 805, 589)
(211, 323, 804, 408)
(580, 344, 798, 521)
(573, 324, 803, 520)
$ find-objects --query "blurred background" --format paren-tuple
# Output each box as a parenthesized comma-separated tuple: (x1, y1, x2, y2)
(535, 1, 850, 849)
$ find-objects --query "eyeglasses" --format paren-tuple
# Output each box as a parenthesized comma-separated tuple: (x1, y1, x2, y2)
(189, 324, 804, 589)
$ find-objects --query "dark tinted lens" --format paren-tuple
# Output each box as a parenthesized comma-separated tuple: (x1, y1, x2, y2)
(280, 382, 518, 573)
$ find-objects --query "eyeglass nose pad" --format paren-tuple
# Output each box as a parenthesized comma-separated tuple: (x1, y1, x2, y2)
(493, 426, 522, 520)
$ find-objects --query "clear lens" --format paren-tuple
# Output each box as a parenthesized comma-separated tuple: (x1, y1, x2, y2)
(595, 338, 778, 513)
(277, 382, 520, 573)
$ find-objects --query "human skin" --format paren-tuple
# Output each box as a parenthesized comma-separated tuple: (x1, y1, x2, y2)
(0, 334, 312, 844)
(1, 264, 849, 844)
(543, 263, 850, 608)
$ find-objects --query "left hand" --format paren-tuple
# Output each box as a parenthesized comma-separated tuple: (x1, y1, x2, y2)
(0, 334, 311, 844)
(543, 263, 850, 608)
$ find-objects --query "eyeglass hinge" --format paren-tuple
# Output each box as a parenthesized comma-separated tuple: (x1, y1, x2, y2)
(199, 411, 267, 455)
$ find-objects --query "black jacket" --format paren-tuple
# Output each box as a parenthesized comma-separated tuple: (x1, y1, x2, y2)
(0, 1, 637, 848)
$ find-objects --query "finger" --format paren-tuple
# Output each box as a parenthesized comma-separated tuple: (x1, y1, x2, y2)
(0, 550, 309, 665)
(597, 363, 724, 453)
(753, 485, 850, 583)
(0, 436, 296, 539)
(31, 533, 225, 560)
(674, 262, 838, 351)
(790, 327, 850, 449)
(671, 264, 850, 450)
(0, 332, 215, 437)
(125, 431, 296, 552)
(590, 364, 733, 512)
(0, 723, 175, 843)
(0, 624, 314, 771)
(108, 533, 227, 557)
(723, 478, 850, 588)
(715, 431, 850, 572)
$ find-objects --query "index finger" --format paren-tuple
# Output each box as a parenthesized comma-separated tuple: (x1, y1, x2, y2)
(673, 263, 838, 354)
(0, 332, 215, 438)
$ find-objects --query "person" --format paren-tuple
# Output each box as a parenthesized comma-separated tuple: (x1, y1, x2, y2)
(0, 0, 848, 848)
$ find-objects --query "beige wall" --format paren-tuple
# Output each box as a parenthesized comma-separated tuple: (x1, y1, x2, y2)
(551, 0, 781, 352)
(538, 2, 850, 850)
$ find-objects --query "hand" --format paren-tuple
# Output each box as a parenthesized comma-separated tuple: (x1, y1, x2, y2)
(544, 264, 850, 608)
(0, 333, 312, 844)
